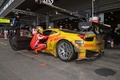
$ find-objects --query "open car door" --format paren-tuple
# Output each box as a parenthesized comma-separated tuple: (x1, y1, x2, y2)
(9, 29, 32, 51)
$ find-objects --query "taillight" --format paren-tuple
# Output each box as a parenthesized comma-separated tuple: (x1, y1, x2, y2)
(78, 34, 86, 40)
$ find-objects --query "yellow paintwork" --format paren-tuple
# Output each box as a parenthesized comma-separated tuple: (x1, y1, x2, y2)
(41, 28, 105, 60)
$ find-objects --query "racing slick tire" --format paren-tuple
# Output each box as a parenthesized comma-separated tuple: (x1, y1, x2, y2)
(56, 40, 76, 62)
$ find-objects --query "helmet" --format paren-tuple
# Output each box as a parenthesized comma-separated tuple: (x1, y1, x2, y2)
(37, 26, 44, 34)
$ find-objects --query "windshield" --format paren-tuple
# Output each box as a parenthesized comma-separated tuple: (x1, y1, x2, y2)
(43, 30, 57, 36)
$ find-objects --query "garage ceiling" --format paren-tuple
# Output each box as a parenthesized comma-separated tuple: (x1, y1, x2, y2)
(1, 0, 85, 22)
(0, 0, 6, 8)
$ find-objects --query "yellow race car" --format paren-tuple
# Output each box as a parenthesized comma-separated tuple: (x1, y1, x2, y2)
(42, 28, 105, 61)
(9, 22, 111, 62)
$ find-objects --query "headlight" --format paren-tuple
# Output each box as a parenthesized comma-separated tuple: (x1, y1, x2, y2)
(75, 40, 84, 44)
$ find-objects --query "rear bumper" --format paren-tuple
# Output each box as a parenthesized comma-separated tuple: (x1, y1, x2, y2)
(76, 49, 104, 60)
(73, 40, 105, 60)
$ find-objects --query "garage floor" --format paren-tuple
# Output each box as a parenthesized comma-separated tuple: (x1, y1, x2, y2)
(0, 38, 120, 80)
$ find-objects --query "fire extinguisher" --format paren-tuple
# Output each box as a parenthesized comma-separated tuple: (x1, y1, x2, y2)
(110, 39, 114, 48)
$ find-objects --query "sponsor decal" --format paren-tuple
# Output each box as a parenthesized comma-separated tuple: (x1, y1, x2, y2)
(84, 44, 94, 47)
(48, 35, 65, 42)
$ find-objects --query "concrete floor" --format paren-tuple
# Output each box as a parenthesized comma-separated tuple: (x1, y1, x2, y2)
(0, 38, 120, 80)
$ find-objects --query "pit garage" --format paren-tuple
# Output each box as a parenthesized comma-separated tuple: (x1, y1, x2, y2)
(0, 0, 120, 49)
(0, 0, 120, 80)
(104, 10, 120, 48)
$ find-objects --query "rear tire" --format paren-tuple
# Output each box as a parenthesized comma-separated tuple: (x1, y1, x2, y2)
(56, 40, 75, 62)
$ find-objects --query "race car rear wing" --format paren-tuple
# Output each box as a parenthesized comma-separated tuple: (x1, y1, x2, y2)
(78, 22, 112, 35)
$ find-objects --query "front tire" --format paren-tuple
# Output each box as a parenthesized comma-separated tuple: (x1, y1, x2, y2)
(56, 40, 75, 62)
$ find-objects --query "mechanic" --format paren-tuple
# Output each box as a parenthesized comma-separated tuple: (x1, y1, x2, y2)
(30, 26, 48, 54)
(32, 26, 37, 35)
(114, 25, 120, 46)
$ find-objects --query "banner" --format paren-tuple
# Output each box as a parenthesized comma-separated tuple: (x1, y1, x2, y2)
(0, 18, 10, 23)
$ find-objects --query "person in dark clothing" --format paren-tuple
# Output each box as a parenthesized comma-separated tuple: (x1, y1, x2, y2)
(114, 26, 120, 46)
(9, 14, 21, 37)
(14, 15, 20, 29)
(10, 14, 20, 29)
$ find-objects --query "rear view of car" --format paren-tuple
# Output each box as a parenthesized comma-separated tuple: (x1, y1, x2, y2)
(74, 32, 105, 60)
(54, 29, 105, 62)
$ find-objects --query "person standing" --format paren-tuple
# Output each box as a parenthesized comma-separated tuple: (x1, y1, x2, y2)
(4, 29, 8, 39)
(10, 14, 20, 29)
